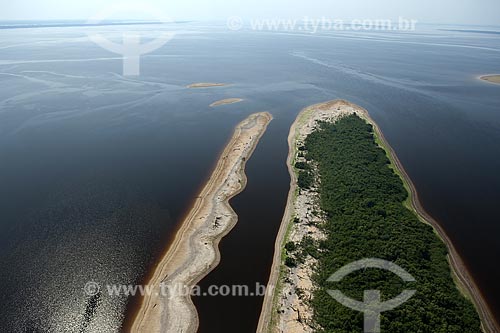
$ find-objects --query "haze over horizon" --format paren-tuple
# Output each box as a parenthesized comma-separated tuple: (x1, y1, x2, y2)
(1, 0, 500, 26)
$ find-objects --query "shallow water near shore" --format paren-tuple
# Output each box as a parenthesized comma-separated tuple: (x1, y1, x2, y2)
(0, 22, 499, 331)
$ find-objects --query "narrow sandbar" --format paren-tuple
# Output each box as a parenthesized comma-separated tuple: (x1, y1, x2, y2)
(187, 82, 227, 88)
(130, 112, 272, 333)
(257, 99, 499, 333)
(480, 75, 500, 84)
(209, 98, 244, 107)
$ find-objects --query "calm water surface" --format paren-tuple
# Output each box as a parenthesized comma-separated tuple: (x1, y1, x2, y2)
(0, 22, 499, 332)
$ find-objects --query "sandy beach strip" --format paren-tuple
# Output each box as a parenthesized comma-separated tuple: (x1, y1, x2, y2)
(187, 82, 228, 88)
(257, 99, 499, 333)
(209, 98, 244, 107)
(479, 75, 500, 84)
(130, 112, 272, 333)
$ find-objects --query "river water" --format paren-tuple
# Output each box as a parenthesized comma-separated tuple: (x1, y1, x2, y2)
(0, 21, 499, 332)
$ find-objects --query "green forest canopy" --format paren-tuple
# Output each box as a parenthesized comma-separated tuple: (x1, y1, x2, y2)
(291, 114, 480, 332)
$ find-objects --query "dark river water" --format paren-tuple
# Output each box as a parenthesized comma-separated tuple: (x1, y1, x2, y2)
(0, 21, 499, 332)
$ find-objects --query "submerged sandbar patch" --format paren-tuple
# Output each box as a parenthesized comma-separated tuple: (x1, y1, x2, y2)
(187, 82, 228, 88)
(209, 98, 244, 107)
(480, 75, 500, 84)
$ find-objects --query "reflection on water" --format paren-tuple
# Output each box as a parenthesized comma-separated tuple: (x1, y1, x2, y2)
(80, 292, 101, 333)
(0, 22, 499, 331)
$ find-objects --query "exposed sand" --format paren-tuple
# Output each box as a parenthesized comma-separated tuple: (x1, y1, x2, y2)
(210, 98, 244, 107)
(257, 100, 369, 333)
(130, 112, 272, 333)
(480, 75, 500, 84)
(257, 100, 499, 333)
(187, 82, 227, 88)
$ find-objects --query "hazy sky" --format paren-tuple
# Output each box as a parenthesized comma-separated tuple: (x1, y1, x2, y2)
(1, 0, 500, 25)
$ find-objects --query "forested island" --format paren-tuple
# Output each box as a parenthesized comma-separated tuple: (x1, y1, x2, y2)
(259, 101, 491, 333)
(300, 114, 480, 332)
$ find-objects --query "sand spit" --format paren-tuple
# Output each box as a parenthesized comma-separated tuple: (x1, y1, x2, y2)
(130, 112, 272, 333)
(187, 82, 228, 88)
(257, 100, 499, 333)
(480, 75, 500, 85)
(210, 98, 244, 107)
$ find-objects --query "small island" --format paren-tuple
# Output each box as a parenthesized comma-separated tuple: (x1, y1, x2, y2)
(480, 75, 500, 84)
(187, 82, 228, 88)
(209, 98, 244, 107)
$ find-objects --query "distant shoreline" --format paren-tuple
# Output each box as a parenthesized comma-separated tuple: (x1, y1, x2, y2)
(257, 99, 499, 333)
(479, 75, 500, 84)
(129, 112, 272, 333)
(0, 21, 174, 30)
